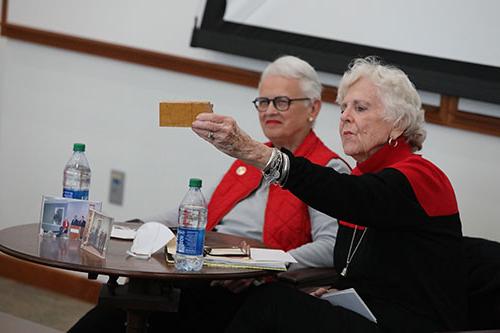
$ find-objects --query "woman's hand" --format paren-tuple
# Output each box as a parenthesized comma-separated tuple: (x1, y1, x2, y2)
(192, 113, 272, 169)
(310, 287, 338, 298)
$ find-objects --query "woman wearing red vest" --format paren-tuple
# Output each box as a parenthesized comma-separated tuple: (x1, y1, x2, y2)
(192, 57, 467, 332)
(68, 56, 350, 333)
(146, 55, 350, 277)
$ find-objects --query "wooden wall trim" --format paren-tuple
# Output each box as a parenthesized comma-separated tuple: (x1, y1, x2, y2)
(426, 95, 500, 137)
(423, 104, 443, 125)
(0, 252, 100, 304)
(1, 22, 262, 89)
(0, 21, 343, 102)
(451, 109, 500, 137)
(1, 0, 499, 138)
(1, 0, 8, 26)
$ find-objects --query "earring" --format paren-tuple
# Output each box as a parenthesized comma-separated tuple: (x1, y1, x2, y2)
(308, 117, 314, 122)
(388, 137, 398, 148)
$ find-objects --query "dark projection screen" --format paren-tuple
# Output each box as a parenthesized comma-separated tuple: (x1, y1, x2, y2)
(191, 0, 500, 105)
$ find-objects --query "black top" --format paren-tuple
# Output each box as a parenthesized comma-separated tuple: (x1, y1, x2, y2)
(282, 140, 467, 332)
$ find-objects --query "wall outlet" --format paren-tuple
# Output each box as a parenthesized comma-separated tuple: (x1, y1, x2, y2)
(109, 170, 125, 205)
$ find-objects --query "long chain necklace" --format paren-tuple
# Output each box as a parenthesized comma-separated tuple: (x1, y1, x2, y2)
(340, 226, 367, 277)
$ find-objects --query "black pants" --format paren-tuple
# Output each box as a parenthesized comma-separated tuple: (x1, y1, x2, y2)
(68, 285, 250, 333)
(226, 283, 380, 333)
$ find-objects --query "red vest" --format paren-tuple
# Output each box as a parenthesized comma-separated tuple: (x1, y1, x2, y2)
(207, 131, 341, 251)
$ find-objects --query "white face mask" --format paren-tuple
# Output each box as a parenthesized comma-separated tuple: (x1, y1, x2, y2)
(126, 222, 175, 259)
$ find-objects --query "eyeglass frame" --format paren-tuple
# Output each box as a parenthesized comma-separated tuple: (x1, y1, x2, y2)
(251, 96, 312, 112)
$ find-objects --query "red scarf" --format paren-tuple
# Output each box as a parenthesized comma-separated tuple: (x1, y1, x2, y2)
(339, 138, 457, 230)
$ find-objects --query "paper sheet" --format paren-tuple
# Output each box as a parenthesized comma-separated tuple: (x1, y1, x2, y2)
(321, 288, 377, 323)
(111, 225, 137, 240)
(250, 248, 297, 263)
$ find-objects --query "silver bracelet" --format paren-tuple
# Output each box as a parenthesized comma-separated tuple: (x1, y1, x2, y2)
(262, 148, 278, 172)
(262, 148, 282, 184)
(277, 152, 290, 186)
(262, 148, 290, 186)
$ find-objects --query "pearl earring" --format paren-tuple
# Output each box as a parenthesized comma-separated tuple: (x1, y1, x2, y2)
(308, 117, 314, 122)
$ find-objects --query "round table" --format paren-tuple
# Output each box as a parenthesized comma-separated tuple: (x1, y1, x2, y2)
(0, 223, 271, 332)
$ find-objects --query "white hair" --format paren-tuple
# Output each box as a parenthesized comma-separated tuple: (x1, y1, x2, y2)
(259, 55, 322, 100)
(337, 56, 427, 151)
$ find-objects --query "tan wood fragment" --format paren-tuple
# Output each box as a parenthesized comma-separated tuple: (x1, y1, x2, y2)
(159, 102, 213, 127)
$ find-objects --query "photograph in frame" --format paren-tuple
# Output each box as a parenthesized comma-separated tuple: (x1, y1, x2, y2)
(81, 209, 114, 259)
(39, 195, 102, 239)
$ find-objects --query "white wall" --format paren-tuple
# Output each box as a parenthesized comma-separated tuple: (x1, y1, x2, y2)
(1, 1, 499, 240)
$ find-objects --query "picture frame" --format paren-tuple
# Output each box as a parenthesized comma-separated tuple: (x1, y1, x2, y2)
(39, 195, 102, 239)
(80, 209, 114, 259)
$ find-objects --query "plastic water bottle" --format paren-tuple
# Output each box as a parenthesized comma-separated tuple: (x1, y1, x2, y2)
(62, 143, 91, 200)
(175, 178, 207, 271)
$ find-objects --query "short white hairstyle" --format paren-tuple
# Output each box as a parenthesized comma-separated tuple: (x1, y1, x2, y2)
(337, 56, 427, 151)
(259, 55, 322, 101)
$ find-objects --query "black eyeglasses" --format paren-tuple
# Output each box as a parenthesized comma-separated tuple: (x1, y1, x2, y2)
(252, 96, 311, 112)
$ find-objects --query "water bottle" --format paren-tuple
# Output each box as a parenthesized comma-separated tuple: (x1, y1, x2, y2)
(62, 143, 91, 200)
(175, 178, 207, 271)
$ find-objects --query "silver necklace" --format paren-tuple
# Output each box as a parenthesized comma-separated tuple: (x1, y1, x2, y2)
(340, 226, 367, 277)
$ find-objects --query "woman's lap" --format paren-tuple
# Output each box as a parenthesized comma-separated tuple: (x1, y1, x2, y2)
(226, 283, 380, 333)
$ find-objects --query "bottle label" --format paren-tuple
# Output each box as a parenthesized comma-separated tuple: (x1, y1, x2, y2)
(176, 227, 205, 256)
(63, 188, 89, 200)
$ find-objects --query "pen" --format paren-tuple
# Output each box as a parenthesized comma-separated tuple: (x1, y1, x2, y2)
(239, 241, 251, 257)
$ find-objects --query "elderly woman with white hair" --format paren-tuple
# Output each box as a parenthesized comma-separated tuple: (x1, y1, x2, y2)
(192, 57, 467, 332)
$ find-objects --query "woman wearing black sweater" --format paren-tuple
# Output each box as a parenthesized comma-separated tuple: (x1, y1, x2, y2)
(192, 56, 467, 333)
